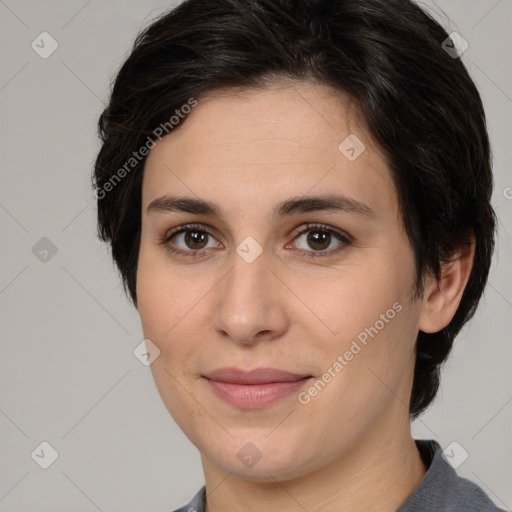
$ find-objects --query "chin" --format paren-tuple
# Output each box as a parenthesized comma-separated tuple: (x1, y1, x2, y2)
(202, 435, 321, 483)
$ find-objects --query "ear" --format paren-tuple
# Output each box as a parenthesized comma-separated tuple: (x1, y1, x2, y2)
(418, 238, 475, 334)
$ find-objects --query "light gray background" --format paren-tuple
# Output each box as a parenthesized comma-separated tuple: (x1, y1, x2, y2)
(0, 0, 511, 510)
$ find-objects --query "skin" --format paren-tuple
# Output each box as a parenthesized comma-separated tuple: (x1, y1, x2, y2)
(136, 80, 475, 512)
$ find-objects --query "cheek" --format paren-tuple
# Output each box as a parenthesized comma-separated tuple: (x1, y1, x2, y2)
(137, 243, 190, 338)
(296, 306, 416, 452)
(296, 258, 417, 406)
(137, 251, 207, 432)
(299, 264, 406, 346)
(136, 245, 211, 380)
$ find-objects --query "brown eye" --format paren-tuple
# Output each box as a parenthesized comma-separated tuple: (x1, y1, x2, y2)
(306, 230, 332, 251)
(159, 223, 222, 258)
(291, 224, 352, 259)
(183, 230, 209, 249)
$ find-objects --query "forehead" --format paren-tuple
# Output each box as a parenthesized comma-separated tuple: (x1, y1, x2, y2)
(142, 81, 397, 219)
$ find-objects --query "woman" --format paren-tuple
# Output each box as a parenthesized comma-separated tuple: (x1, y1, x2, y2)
(93, 0, 503, 510)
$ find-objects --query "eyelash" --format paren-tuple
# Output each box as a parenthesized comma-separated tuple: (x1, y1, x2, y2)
(157, 222, 352, 260)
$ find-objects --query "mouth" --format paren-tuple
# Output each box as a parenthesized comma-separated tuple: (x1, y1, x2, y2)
(202, 367, 313, 409)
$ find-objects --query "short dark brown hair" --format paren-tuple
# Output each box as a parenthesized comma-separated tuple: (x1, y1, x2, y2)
(93, 0, 497, 418)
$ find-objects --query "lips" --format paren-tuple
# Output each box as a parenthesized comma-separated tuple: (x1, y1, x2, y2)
(202, 367, 312, 409)
(204, 367, 311, 384)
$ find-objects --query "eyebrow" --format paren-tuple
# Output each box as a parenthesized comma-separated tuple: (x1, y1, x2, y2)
(146, 194, 376, 221)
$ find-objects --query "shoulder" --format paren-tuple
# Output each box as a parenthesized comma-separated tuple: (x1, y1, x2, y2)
(398, 439, 505, 512)
(169, 486, 206, 512)
(445, 474, 506, 512)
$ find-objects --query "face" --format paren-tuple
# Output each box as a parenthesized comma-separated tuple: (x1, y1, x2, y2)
(137, 81, 424, 481)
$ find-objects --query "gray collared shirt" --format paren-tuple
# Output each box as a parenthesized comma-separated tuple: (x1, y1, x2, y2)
(171, 439, 505, 511)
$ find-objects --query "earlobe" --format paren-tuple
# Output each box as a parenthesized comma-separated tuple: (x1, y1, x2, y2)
(418, 238, 475, 334)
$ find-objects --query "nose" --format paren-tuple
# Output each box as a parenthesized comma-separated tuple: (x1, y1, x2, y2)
(211, 247, 290, 346)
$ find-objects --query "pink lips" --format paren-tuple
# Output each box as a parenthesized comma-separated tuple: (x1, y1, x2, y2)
(203, 367, 312, 409)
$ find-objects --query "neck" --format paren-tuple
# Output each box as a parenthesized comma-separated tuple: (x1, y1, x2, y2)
(201, 412, 427, 512)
